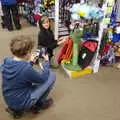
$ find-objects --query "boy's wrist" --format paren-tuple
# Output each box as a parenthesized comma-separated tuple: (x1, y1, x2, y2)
(30, 61, 34, 65)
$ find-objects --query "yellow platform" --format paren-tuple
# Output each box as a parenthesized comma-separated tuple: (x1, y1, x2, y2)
(62, 64, 93, 78)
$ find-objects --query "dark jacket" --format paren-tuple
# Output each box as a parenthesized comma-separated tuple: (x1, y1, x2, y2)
(38, 27, 58, 57)
(0, 57, 50, 110)
(1, 0, 17, 5)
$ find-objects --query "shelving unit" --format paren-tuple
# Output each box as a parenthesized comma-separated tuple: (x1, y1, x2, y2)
(55, 0, 115, 78)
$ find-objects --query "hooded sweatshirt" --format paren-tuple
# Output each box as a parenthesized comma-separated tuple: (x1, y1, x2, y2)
(0, 57, 50, 110)
(38, 27, 58, 57)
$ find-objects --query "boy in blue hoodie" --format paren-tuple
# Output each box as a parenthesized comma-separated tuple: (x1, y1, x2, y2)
(0, 36, 56, 118)
(1, 0, 21, 31)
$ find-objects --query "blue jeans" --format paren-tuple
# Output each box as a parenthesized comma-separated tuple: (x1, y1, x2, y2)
(27, 72, 56, 109)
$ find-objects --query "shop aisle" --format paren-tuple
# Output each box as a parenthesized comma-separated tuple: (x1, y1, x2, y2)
(0, 20, 120, 120)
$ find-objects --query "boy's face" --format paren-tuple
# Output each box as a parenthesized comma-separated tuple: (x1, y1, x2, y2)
(42, 17, 50, 29)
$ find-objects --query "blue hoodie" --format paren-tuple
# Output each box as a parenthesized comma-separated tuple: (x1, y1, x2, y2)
(1, 0, 17, 5)
(0, 57, 50, 110)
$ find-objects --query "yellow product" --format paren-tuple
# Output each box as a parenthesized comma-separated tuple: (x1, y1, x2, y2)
(71, 67, 93, 78)
(78, 11, 86, 17)
(62, 64, 93, 78)
(108, 0, 115, 6)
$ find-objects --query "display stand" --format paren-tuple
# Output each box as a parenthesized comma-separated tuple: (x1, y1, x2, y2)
(55, 0, 115, 78)
(92, 0, 115, 73)
(55, 0, 59, 39)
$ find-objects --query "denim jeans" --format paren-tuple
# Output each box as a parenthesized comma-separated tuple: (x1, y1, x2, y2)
(2, 4, 21, 30)
(27, 72, 56, 109)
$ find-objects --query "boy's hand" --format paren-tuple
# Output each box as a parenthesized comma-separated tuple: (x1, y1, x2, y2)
(57, 38, 66, 45)
(42, 54, 49, 61)
(58, 36, 69, 41)
(58, 37, 64, 41)
(30, 52, 38, 63)
(57, 36, 68, 45)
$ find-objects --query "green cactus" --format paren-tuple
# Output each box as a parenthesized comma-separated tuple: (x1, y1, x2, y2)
(64, 28, 83, 71)
(70, 29, 83, 43)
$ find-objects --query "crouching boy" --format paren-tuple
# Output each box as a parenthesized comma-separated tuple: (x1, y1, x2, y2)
(0, 36, 56, 118)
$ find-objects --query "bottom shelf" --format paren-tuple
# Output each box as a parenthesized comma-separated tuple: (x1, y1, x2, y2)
(62, 64, 93, 78)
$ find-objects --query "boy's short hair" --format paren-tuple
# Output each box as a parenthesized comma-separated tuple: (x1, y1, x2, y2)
(10, 36, 35, 57)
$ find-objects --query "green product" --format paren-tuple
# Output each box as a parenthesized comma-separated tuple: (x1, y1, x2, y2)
(64, 29, 83, 71)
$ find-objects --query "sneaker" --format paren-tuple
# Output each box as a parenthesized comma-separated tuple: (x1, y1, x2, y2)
(16, 24, 21, 30)
(6, 108, 23, 119)
(28, 105, 41, 114)
(1, 23, 6, 29)
(40, 98, 53, 110)
(29, 98, 53, 113)
(8, 27, 14, 31)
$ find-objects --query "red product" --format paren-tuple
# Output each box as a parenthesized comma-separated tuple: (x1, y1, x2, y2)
(57, 37, 73, 64)
(17, 0, 24, 3)
(34, 14, 41, 21)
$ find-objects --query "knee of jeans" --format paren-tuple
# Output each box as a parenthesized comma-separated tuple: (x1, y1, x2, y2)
(49, 72, 56, 83)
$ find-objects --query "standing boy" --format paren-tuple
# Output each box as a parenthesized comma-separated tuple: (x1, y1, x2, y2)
(1, 0, 21, 31)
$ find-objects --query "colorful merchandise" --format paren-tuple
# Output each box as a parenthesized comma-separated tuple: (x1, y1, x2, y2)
(78, 40, 98, 69)
(57, 37, 73, 64)
(100, 43, 115, 65)
(70, 3, 104, 20)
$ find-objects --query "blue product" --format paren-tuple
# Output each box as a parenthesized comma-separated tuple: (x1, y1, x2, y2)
(112, 33, 120, 43)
